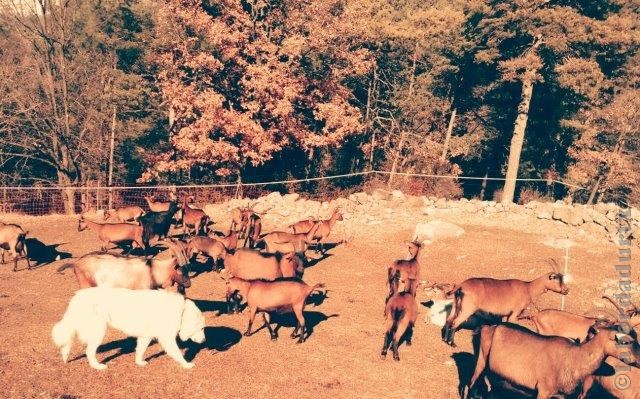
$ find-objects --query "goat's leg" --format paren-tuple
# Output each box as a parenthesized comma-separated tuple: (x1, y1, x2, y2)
(292, 306, 306, 343)
(405, 323, 415, 346)
(262, 313, 277, 340)
(158, 336, 192, 369)
(244, 306, 257, 336)
(445, 306, 476, 347)
(135, 337, 152, 366)
(21, 244, 30, 269)
(578, 376, 595, 399)
(380, 331, 392, 359)
(11, 249, 18, 271)
(465, 345, 487, 399)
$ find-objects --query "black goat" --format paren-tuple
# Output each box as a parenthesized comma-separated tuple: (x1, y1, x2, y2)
(137, 201, 180, 249)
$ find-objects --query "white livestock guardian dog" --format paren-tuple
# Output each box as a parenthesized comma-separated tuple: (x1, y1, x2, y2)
(52, 287, 205, 370)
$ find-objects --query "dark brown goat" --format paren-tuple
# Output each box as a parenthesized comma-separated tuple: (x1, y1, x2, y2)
(387, 241, 422, 298)
(380, 272, 418, 361)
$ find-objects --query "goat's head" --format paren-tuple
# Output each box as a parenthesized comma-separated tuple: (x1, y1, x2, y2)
(77, 217, 88, 232)
(333, 208, 344, 221)
(165, 239, 192, 289)
(542, 272, 569, 295)
(404, 240, 422, 258)
(586, 320, 640, 366)
(224, 276, 248, 313)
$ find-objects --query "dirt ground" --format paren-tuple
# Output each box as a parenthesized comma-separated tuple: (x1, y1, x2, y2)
(0, 213, 635, 399)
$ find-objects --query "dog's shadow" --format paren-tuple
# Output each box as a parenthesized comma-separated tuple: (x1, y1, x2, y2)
(183, 326, 242, 361)
(75, 327, 241, 365)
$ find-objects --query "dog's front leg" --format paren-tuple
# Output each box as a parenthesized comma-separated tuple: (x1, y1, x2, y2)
(158, 336, 193, 369)
(135, 337, 152, 366)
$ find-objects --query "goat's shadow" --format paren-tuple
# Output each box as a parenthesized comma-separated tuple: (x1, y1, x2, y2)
(304, 253, 333, 269)
(22, 238, 71, 268)
(254, 311, 338, 340)
(192, 298, 230, 316)
(452, 352, 476, 397)
(188, 258, 219, 277)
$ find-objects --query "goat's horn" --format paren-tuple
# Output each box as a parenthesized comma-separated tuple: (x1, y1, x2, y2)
(546, 258, 559, 273)
(602, 295, 626, 315)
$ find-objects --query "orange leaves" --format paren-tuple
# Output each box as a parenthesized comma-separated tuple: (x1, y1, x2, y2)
(139, 0, 367, 182)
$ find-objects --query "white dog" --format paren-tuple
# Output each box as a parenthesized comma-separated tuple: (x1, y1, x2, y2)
(52, 287, 205, 370)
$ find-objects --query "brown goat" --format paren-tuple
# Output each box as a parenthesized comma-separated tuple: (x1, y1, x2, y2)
(104, 206, 145, 222)
(580, 356, 640, 399)
(443, 271, 569, 346)
(0, 222, 30, 271)
(57, 240, 191, 291)
(225, 277, 325, 343)
(78, 217, 144, 253)
(289, 209, 343, 254)
(381, 272, 418, 361)
(259, 222, 320, 254)
(181, 195, 209, 236)
(387, 241, 422, 299)
(187, 236, 226, 272)
(519, 309, 610, 343)
(223, 248, 303, 281)
(209, 230, 239, 251)
(229, 207, 255, 237)
(465, 321, 640, 399)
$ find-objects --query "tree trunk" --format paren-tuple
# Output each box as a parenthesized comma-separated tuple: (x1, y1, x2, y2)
(479, 168, 489, 200)
(367, 66, 378, 170)
(108, 106, 116, 209)
(502, 76, 535, 204)
(57, 172, 76, 214)
(441, 108, 457, 162)
(388, 131, 406, 188)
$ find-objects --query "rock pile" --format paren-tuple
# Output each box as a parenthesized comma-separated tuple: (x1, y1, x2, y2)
(200, 188, 638, 244)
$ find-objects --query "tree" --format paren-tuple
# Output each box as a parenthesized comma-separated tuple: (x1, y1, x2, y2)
(461, 0, 636, 203)
(140, 0, 369, 183)
(0, 0, 154, 212)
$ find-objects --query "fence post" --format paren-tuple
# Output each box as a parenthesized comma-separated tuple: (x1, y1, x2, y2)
(235, 175, 243, 199)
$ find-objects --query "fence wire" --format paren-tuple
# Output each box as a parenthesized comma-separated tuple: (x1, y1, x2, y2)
(0, 171, 587, 216)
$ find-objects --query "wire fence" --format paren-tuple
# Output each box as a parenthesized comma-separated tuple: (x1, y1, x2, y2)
(0, 171, 588, 216)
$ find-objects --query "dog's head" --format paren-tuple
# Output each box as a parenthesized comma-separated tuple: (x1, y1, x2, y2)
(178, 299, 205, 344)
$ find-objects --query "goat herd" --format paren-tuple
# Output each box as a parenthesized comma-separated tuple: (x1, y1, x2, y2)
(0, 193, 639, 398)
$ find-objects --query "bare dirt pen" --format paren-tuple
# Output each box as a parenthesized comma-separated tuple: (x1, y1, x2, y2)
(0, 214, 631, 398)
